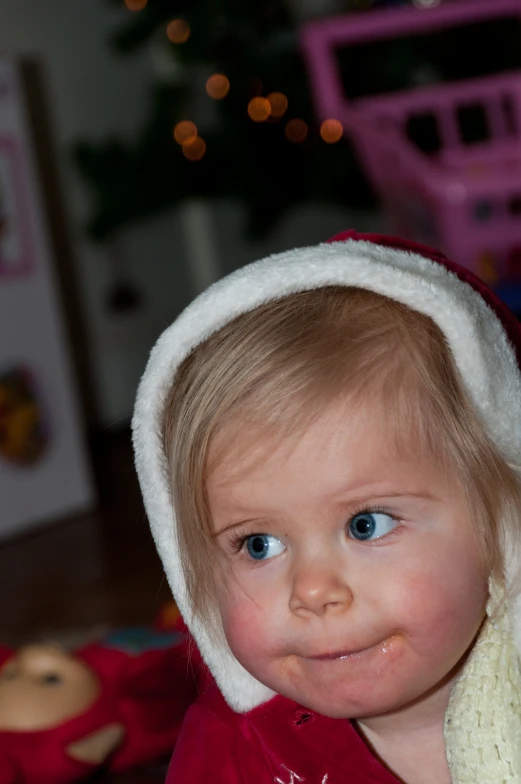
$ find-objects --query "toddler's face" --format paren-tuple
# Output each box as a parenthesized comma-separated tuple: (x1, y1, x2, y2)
(208, 399, 488, 720)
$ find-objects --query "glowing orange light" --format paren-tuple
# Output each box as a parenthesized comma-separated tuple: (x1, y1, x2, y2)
(285, 118, 308, 143)
(182, 136, 206, 161)
(173, 121, 198, 145)
(320, 118, 343, 144)
(267, 92, 288, 119)
(167, 18, 191, 44)
(124, 0, 148, 10)
(479, 251, 497, 285)
(206, 74, 230, 100)
(248, 97, 271, 123)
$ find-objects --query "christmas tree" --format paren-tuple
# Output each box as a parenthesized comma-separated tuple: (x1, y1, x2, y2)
(73, 0, 421, 241)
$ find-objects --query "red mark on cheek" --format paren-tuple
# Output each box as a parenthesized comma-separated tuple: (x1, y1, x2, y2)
(222, 601, 267, 655)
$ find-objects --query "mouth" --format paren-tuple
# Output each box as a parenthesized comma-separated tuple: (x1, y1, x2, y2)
(307, 637, 392, 661)
(309, 646, 371, 661)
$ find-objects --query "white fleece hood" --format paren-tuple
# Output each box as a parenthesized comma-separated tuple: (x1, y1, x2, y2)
(132, 230, 521, 714)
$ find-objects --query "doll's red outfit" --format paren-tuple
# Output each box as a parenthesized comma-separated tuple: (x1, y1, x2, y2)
(0, 633, 198, 784)
(168, 681, 399, 783)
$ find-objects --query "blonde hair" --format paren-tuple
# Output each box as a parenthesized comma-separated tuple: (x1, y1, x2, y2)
(163, 286, 521, 622)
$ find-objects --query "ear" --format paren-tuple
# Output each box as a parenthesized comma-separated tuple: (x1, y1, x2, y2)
(66, 723, 125, 765)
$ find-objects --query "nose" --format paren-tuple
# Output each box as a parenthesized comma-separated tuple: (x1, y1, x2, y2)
(288, 557, 353, 618)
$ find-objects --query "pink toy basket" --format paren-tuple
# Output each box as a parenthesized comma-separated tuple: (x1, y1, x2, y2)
(301, 0, 521, 289)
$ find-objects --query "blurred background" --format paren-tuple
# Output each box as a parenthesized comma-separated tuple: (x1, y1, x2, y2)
(1, 0, 520, 779)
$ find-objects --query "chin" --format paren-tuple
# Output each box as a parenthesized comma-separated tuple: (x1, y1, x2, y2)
(277, 677, 420, 721)
(292, 694, 396, 720)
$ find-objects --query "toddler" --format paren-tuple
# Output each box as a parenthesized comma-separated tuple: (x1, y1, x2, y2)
(132, 230, 521, 784)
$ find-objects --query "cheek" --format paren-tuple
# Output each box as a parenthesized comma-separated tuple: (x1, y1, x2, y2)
(392, 546, 488, 659)
(217, 566, 294, 675)
(217, 575, 279, 662)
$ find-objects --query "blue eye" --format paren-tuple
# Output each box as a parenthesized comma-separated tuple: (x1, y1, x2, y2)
(246, 534, 285, 561)
(348, 511, 398, 542)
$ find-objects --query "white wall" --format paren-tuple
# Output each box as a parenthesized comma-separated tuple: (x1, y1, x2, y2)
(0, 1, 381, 426)
(0, 0, 192, 425)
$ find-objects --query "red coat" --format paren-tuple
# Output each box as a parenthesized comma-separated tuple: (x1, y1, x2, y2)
(168, 681, 401, 783)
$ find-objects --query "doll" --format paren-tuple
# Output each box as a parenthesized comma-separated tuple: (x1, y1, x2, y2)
(0, 620, 200, 783)
(132, 230, 521, 784)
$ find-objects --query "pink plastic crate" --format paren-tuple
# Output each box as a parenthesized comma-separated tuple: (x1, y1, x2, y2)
(301, 0, 521, 287)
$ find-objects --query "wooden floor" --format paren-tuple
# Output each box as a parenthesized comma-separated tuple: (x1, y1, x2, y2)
(0, 430, 172, 782)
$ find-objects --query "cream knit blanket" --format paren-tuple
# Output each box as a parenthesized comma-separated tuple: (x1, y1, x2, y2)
(445, 583, 521, 783)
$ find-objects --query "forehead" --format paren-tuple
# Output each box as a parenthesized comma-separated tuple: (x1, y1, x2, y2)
(207, 396, 444, 500)
(4, 646, 92, 683)
(13, 645, 70, 663)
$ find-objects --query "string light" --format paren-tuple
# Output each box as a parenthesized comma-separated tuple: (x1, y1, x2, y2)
(478, 252, 497, 285)
(320, 118, 343, 143)
(206, 74, 230, 100)
(285, 119, 308, 143)
(174, 121, 198, 145)
(267, 92, 288, 119)
(124, 0, 148, 10)
(248, 97, 271, 122)
(182, 136, 206, 161)
(167, 18, 191, 44)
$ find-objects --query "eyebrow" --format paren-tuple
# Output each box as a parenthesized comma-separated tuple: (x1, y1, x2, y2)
(213, 490, 440, 537)
(214, 518, 267, 538)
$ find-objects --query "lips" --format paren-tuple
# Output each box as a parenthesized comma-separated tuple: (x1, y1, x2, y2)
(309, 648, 367, 661)
(305, 636, 397, 662)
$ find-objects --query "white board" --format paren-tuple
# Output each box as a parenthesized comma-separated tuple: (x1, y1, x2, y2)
(0, 59, 94, 539)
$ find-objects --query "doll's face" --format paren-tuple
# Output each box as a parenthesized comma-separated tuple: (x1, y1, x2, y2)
(208, 399, 488, 720)
(0, 644, 100, 731)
